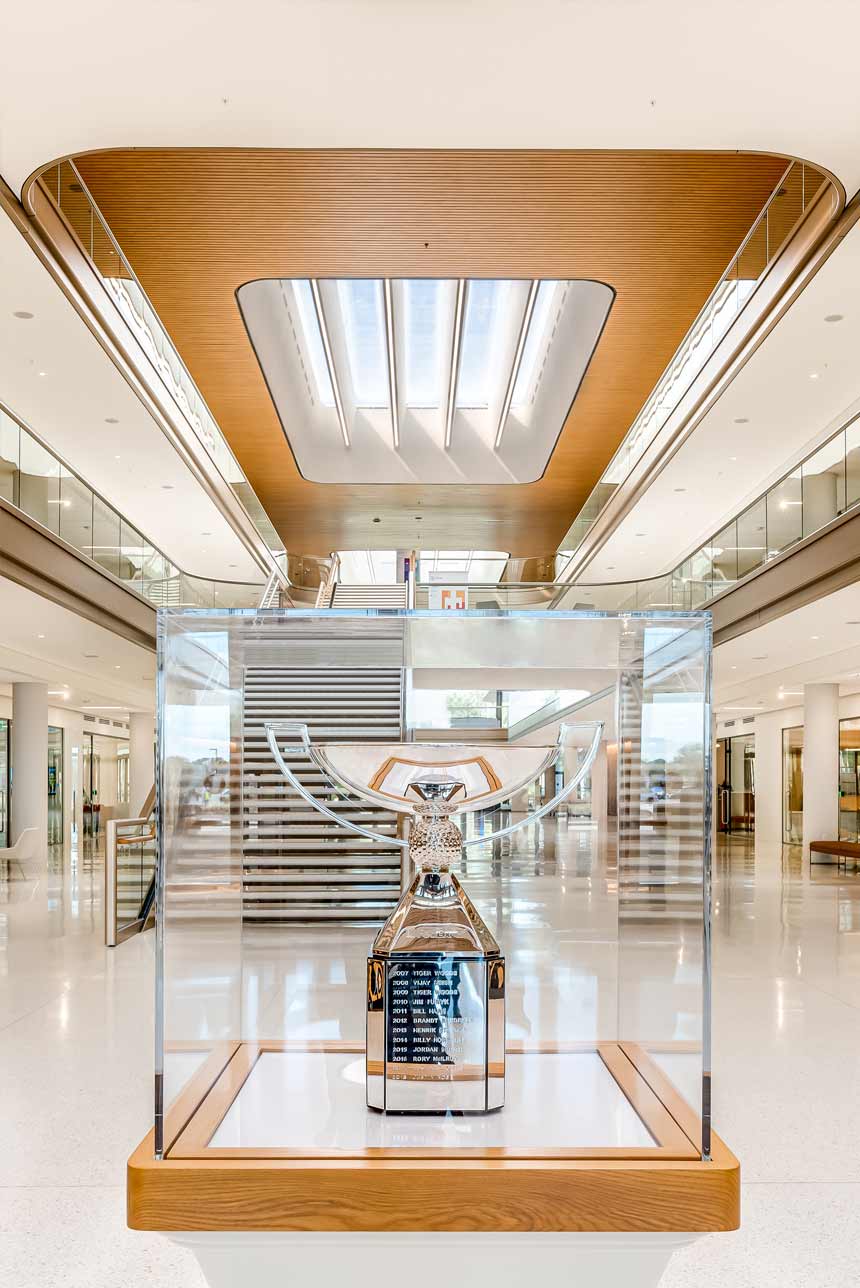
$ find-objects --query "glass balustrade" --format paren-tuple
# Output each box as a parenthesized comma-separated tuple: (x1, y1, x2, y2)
(560, 160, 827, 559)
(37, 159, 284, 561)
(0, 400, 267, 609)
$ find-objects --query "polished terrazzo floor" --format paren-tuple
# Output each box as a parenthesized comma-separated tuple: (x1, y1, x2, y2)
(1, 828, 859, 1286)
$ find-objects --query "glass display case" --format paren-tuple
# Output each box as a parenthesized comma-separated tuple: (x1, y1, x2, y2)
(152, 607, 714, 1167)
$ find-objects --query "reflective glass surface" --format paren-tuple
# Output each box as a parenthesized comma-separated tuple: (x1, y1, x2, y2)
(157, 609, 711, 1160)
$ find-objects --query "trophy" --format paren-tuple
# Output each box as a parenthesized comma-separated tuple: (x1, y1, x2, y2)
(266, 720, 602, 1116)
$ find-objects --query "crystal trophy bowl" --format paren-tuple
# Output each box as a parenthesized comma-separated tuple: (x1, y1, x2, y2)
(266, 720, 602, 1116)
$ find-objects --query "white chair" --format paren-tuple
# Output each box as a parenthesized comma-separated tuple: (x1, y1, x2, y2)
(0, 828, 41, 880)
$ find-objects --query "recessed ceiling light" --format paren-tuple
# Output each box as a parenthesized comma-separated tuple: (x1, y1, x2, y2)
(105, 417, 119, 424)
(114, 664, 121, 670)
(733, 417, 749, 424)
(161, 484, 174, 490)
(752, 655, 768, 660)
(824, 314, 844, 323)
(728, 456, 738, 461)
(228, 563, 238, 568)
(730, 665, 737, 670)
(37, 633, 45, 639)
(83, 653, 99, 659)
(372, 517, 381, 523)
(606, 566, 615, 571)
(635, 532, 646, 537)
(13, 310, 34, 319)
(673, 487, 686, 493)
(38, 371, 46, 377)
(809, 372, 820, 380)
(811, 635, 820, 640)
(114, 455, 121, 461)
(201, 531, 212, 536)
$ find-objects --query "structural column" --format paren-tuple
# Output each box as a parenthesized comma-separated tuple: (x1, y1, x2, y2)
(588, 741, 609, 834)
(11, 682, 48, 862)
(802, 683, 840, 856)
(128, 712, 155, 817)
(753, 709, 785, 857)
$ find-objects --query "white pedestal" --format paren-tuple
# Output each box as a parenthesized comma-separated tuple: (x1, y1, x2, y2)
(171, 1230, 702, 1288)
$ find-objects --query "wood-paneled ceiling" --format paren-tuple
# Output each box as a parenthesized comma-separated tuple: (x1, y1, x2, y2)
(72, 149, 791, 556)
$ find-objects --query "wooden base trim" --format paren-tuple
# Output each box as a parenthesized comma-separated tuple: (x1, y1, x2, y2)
(162, 1042, 240, 1156)
(166, 1040, 700, 1162)
(128, 1129, 739, 1233)
(620, 1043, 705, 1153)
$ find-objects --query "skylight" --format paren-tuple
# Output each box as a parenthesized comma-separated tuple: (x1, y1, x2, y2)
(238, 275, 613, 484)
(404, 279, 443, 407)
(291, 280, 335, 407)
(511, 280, 559, 409)
(456, 280, 513, 408)
(337, 279, 389, 407)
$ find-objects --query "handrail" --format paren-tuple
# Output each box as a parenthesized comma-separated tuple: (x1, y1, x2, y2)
(105, 812, 156, 946)
(315, 552, 341, 607)
(558, 160, 831, 559)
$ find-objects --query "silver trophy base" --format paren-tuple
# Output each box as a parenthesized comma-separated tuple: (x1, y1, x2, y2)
(366, 952, 505, 1115)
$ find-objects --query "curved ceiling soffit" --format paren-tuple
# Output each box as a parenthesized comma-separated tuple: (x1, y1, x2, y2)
(21, 148, 840, 555)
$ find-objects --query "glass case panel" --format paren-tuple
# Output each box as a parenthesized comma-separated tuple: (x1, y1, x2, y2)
(156, 610, 711, 1161)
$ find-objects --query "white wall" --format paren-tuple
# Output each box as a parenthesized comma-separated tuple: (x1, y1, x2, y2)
(716, 692, 860, 853)
(0, 697, 128, 851)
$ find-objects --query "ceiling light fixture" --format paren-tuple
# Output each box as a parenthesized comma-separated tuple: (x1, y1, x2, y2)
(38, 371, 46, 377)
(13, 310, 34, 319)
(824, 314, 844, 323)
(310, 279, 350, 448)
(105, 417, 119, 424)
(161, 484, 174, 491)
(673, 487, 687, 492)
(383, 279, 399, 450)
(445, 280, 466, 451)
(809, 371, 820, 380)
(495, 280, 539, 451)
(733, 417, 749, 424)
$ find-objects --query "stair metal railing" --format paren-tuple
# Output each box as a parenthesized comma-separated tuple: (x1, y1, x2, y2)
(105, 786, 156, 946)
(315, 553, 341, 607)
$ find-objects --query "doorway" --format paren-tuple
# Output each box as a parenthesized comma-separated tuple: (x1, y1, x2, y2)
(839, 719, 860, 841)
(782, 726, 803, 844)
(716, 732, 755, 833)
(47, 726, 63, 846)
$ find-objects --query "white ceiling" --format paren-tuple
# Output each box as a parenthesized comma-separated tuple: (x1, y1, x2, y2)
(2, 2, 860, 198)
(0, 210, 261, 582)
(714, 583, 860, 718)
(587, 218, 860, 581)
(0, 576, 155, 716)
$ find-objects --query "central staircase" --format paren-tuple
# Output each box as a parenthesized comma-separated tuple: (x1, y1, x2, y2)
(241, 662, 405, 922)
